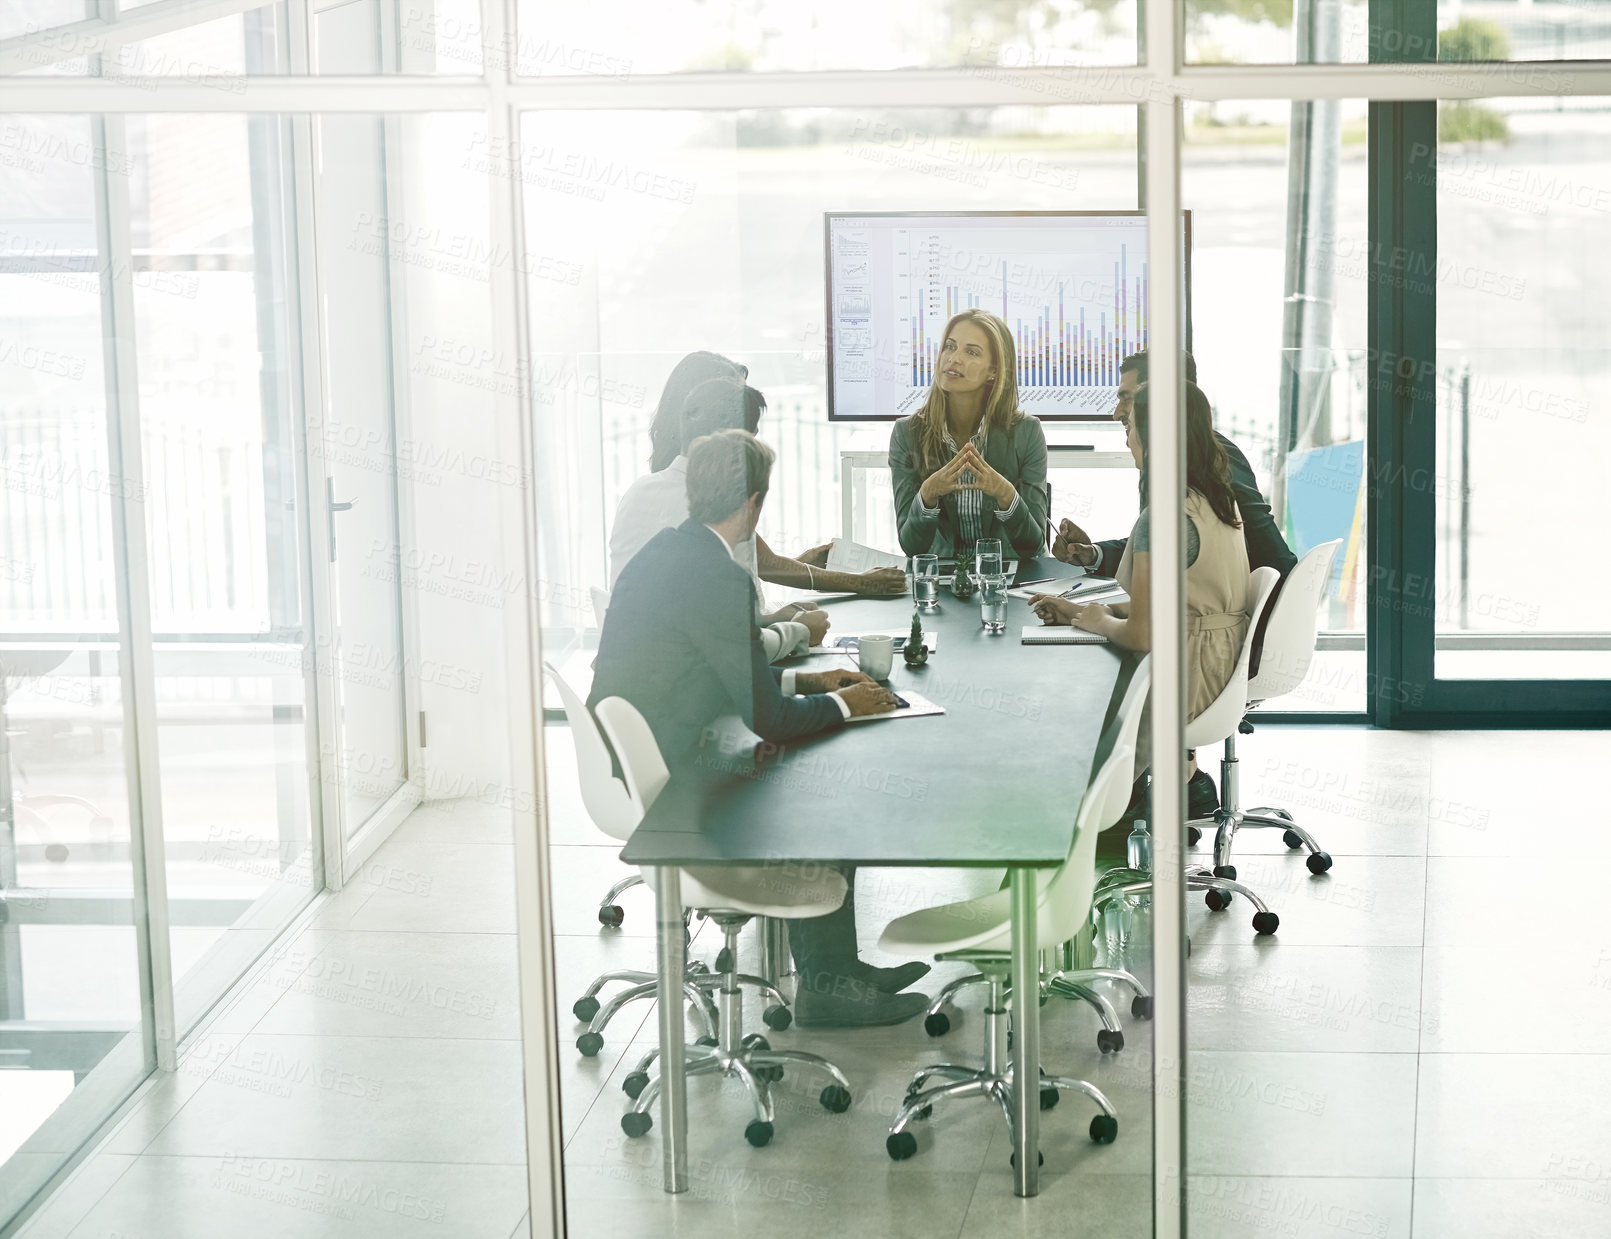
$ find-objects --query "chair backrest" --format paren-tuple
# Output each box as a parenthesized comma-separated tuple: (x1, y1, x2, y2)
(593, 696, 672, 816)
(1246, 539, 1341, 702)
(1039, 657, 1151, 944)
(1183, 565, 1281, 750)
(542, 661, 638, 842)
(590, 587, 611, 628)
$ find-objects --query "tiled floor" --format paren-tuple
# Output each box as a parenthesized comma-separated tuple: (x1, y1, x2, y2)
(18, 725, 1611, 1239)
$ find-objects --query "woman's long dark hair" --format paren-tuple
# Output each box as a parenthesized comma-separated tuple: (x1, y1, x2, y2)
(648, 352, 747, 472)
(1131, 381, 1241, 529)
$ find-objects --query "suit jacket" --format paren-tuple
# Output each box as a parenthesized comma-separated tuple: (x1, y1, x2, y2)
(890, 414, 1049, 559)
(588, 519, 843, 770)
(1095, 432, 1297, 580)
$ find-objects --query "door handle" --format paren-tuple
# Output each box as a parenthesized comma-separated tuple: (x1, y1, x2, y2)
(326, 477, 358, 561)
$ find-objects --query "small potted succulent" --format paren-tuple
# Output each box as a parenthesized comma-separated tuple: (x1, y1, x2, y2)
(904, 612, 929, 667)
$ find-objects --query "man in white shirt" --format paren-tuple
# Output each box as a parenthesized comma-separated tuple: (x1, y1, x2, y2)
(608, 377, 906, 661)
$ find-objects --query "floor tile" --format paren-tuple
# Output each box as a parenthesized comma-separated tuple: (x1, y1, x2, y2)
(1188, 945, 1426, 1053)
(1420, 941, 1611, 1054)
(1187, 1175, 1413, 1239)
(1414, 1054, 1611, 1179)
(1184, 1051, 1418, 1178)
(960, 1170, 1151, 1238)
(65, 1156, 527, 1239)
(344, 839, 516, 934)
(143, 1035, 526, 1165)
(1186, 855, 1427, 948)
(6, 1154, 134, 1239)
(1412, 1176, 1611, 1239)
(391, 797, 515, 846)
(251, 931, 521, 1041)
(1423, 855, 1603, 946)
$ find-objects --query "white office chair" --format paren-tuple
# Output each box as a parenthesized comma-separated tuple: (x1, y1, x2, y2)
(919, 661, 1155, 1055)
(1095, 565, 1284, 935)
(572, 589, 646, 928)
(872, 661, 1153, 1162)
(1191, 540, 1343, 878)
(594, 696, 860, 1149)
(544, 662, 720, 1044)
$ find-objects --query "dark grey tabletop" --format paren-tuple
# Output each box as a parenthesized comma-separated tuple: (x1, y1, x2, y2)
(621, 557, 1125, 869)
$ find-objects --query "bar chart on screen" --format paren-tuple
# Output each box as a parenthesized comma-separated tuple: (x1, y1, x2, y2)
(826, 212, 1186, 421)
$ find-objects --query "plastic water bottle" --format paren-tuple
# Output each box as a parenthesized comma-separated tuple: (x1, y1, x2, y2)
(1127, 818, 1152, 873)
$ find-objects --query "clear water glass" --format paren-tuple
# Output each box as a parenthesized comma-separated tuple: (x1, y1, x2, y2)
(912, 554, 940, 610)
(974, 538, 1003, 581)
(979, 574, 1008, 632)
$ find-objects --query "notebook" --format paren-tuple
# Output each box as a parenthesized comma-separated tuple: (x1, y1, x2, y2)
(1020, 626, 1109, 645)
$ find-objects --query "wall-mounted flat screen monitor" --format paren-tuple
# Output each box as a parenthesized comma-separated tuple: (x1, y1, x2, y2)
(825, 210, 1191, 421)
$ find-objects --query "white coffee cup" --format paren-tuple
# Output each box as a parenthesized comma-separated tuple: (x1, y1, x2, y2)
(859, 634, 894, 680)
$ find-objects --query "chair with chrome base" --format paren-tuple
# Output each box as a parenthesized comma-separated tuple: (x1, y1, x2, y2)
(545, 662, 721, 1052)
(1187, 541, 1342, 879)
(919, 663, 1156, 1057)
(1094, 566, 1284, 935)
(596, 696, 857, 1150)
(874, 656, 1156, 1163)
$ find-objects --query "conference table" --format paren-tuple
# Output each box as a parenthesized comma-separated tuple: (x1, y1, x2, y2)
(620, 556, 1126, 1198)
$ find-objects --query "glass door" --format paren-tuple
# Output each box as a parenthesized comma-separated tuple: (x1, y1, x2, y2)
(305, 11, 418, 863)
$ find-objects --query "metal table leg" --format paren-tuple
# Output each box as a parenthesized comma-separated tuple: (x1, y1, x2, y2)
(654, 866, 687, 1193)
(1009, 867, 1040, 1197)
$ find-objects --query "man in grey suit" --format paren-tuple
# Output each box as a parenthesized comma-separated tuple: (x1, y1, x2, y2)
(590, 430, 931, 1027)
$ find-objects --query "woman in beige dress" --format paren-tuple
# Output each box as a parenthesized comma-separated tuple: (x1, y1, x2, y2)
(1029, 380, 1249, 768)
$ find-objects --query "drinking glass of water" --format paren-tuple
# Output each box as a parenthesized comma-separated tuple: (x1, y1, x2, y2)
(979, 575, 1008, 633)
(974, 538, 1003, 582)
(912, 554, 940, 610)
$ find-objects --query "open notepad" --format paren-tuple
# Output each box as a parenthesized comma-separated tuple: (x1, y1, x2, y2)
(1021, 626, 1109, 645)
(844, 689, 946, 723)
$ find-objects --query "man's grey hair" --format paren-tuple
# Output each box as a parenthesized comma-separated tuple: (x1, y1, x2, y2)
(686, 428, 775, 525)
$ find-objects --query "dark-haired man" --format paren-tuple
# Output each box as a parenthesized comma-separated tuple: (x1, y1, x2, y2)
(1052, 350, 1297, 819)
(590, 429, 930, 1027)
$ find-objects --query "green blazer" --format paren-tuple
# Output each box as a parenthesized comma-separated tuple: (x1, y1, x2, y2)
(889, 414, 1049, 559)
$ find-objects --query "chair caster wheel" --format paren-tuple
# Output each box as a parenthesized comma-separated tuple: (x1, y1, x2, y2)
(1187, 826, 1202, 847)
(598, 905, 624, 928)
(1252, 911, 1280, 935)
(715, 947, 734, 973)
(886, 1131, 918, 1161)
(744, 1120, 774, 1148)
(1132, 995, 1154, 1020)
(576, 1032, 604, 1057)
(1213, 863, 1237, 881)
(1205, 889, 1231, 912)
(1283, 829, 1305, 850)
(1307, 851, 1333, 875)
(923, 1011, 950, 1037)
(1039, 1087, 1059, 1111)
(762, 1004, 792, 1031)
(1097, 1029, 1124, 1054)
(1089, 1114, 1119, 1144)
(741, 1033, 771, 1052)
(572, 996, 600, 1023)
(1009, 1150, 1044, 1168)
(622, 1071, 649, 1099)
(621, 1111, 652, 1138)
(44, 843, 69, 864)
(757, 1065, 785, 1084)
(694, 1034, 719, 1048)
(820, 1085, 852, 1113)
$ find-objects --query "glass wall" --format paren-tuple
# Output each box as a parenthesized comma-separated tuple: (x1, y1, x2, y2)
(529, 101, 1158, 1235)
(1434, 95, 1611, 680)
(0, 112, 152, 1226)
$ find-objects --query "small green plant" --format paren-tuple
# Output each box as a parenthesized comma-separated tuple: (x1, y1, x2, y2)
(904, 613, 929, 666)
